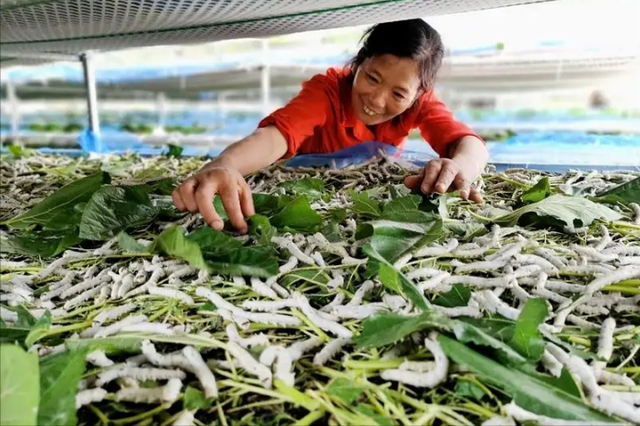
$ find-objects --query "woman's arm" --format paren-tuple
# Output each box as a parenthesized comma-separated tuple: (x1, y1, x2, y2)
(202, 126, 288, 176)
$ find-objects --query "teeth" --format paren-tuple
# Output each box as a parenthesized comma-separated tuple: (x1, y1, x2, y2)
(363, 105, 376, 116)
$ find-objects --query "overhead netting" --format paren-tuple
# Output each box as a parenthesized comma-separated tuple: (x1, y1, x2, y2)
(1, 0, 555, 57)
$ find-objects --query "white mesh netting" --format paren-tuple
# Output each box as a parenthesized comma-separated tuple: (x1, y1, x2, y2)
(1, 0, 555, 56)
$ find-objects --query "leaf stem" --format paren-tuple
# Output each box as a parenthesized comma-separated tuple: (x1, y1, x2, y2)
(111, 404, 168, 425)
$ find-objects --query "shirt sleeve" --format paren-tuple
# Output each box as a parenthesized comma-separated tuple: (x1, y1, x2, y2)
(257, 72, 337, 158)
(416, 91, 484, 158)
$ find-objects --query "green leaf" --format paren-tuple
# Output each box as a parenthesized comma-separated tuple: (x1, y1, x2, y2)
(65, 336, 144, 355)
(204, 246, 280, 278)
(383, 195, 421, 214)
(349, 190, 382, 217)
(1, 229, 82, 258)
(443, 221, 487, 240)
(0, 344, 40, 426)
(327, 378, 366, 405)
(150, 226, 209, 270)
(117, 231, 149, 253)
(357, 211, 443, 263)
(187, 227, 243, 256)
(37, 350, 86, 426)
(596, 176, 640, 205)
(451, 319, 527, 366)
(510, 298, 548, 361)
(248, 215, 277, 247)
(183, 386, 212, 410)
(455, 380, 486, 401)
(433, 284, 471, 308)
(270, 196, 322, 233)
(15, 305, 38, 329)
(521, 177, 553, 204)
(79, 185, 158, 240)
(438, 335, 616, 422)
(363, 245, 431, 311)
(25, 311, 52, 347)
(278, 178, 325, 200)
(492, 195, 622, 228)
(355, 405, 394, 426)
(354, 312, 452, 349)
(165, 144, 184, 158)
(4, 172, 109, 229)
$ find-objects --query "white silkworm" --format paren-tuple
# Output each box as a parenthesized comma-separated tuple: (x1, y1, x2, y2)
(141, 340, 193, 371)
(473, 291, 520, 321)
(380, 332, 448, 388)
(512, 264, 543, 279)
(452, 258, 508, 273)
(76, 388, 108, 409)
(382, 294, 407, 312)
(603, 245, 640, 256)
(320, 293, 346, 313)
(272, 236, 315, 265)
(226, 324, 270, 349)
(293, 292, 352, 338)
(115, 378, 182, 404)
(64, 286, 103, 310)
(443, 275, 513, 289)
(481, 415, 517, 426)
(614, 304, 640, 313)
(183, 346, 218, 399)
(486, 240, 527, 261)
(226, 341, 273, 388)
(94, 314, 148, 338)
(242, 299, 296, 312)
(250, 277, 279, 300)
(235, 310, 301, 327)
(513, 254, 559, 276)
(407, 267, 443, 281)
(453, 244, 490, 259)
(597, 318, 616, 364)
(594, 225, 612, 252)
(313, 337, 351, 366)
(93, 303, 137, 325)
(173, 410, 196, 426)
(61, 275, 111, 299)
(287, 337, 322, 361)
(279, 256, 298, 274)
(347, 280, 375, 306)
(503, 402, 614, 426)
(331, 304, 387, 319)
(35, 257, 69, 279)
(326, 275, 345, 290)
(593, 368, 636, 387)
(259, 345, 295, 386)
(125, 269, 165, 298)
(148, 286, 194, 305)
(618, 256, 640, 265)
(96, 366, 186, 387)
(117, 274, 135, 298)
(417, 272, 451, 292)
(571, 245, 619, 263)
(561, 264, 616, 275)
(86, 350, 115, 368)
(541, 350, 563, 378)
(0, 260, 31, 269)
(413, 238, 459, 258)
(120, 322, 174, 335)
(0, 307, 18, 322)
(534, 248, 568, 269)
(433, 303, 483, 319)
(83, 265, 100, 279)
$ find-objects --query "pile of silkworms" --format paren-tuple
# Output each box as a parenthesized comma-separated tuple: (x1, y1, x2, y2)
(1, 152, 639, 426)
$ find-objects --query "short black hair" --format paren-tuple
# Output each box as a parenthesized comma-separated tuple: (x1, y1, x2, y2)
(348, 19, 445, 92)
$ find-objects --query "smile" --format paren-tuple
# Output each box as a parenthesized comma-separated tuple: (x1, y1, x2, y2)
(363, 104, 381, 117)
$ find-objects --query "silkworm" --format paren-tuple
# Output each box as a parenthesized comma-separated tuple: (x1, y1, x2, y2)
(96, 366, 186, 387)
(292, 292, 352, 338)
(313, 337, 351, 366)
(259, 345, 295, 386)
(346, 280, 375, 306)
(183, 346, 218, 399)
(630, 203, 640, 224)
(571, 245, 619, 263)
(331, 304, 388, 319)
(86, 350, 115, 368)
(250, 277, 279, 300)
(534, 248, 568, 269)
(226, 341, 273, 388)
(242, 299, 296, 312)
(141, 340, 193, 371)
(452, 258, 508, 273)
(148, 286, 194, 305)
(226, 324, 270, 349)
(93, 303, 137, 325)
(172, 410, 196, 426)
(320, 293, 346, 313)
(272, 236, 315, 265)
(119, 322, 175, 335)
(94, 314, 148, 338)
(380, 332, 448, 388)
(114, 378, 182, 404)
(287, 337, 322, 361)
(413, 238, 459, 258)
(60, 275, 111, 299)
(76, 388, 108, 409)
(407, 267, 443, 281)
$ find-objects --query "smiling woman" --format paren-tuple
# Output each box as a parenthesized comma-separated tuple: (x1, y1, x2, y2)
(172, 19, 489, 233)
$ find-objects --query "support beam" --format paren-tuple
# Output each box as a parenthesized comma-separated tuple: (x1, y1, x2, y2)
(7, 80, 20, 142)
(79, 51, 101, 151)
(260, 39, 271, 115)
(2, 51, 78, 62)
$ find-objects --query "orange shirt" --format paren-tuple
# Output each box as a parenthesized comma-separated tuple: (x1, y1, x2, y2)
(258, 67, 481, 158)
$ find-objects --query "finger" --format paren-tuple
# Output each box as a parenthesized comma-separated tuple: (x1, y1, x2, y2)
(453, 174, 471, 200)
(433, 162, 458, 194)
(172, 188, 186, 211)
(238, 179, 255, 218)
(469, 187, 483, 204)
(421, 161, 442, 193)
(178, 179, 199, 213)
(194, 180, 224, 230)
(403, 174, 423, 190)
(219, 183, 248, 234)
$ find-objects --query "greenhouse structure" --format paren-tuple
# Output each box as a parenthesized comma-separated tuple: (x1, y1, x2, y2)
(0, 1, 639, 426)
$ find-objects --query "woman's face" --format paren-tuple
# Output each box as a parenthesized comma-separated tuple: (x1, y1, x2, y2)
(351, 54, 422, 126)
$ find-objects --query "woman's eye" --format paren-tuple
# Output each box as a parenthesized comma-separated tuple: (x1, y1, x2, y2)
(393, 92, 405, 100)
(366, 74, 378, 84)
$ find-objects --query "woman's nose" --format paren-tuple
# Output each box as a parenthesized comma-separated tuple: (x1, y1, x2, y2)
(369, 90, 385, 110)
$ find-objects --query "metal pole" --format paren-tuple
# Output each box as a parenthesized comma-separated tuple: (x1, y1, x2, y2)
(7, 80, 20, 142)
(80, 52, 100, 138)
(260, 39, 271, 115)
(157, 92, 167, 129)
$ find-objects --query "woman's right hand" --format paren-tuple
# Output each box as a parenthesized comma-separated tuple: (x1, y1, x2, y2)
(171, 165, 255, 234)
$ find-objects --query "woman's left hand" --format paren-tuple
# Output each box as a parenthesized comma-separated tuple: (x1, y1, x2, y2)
(403, 156, 483, 203)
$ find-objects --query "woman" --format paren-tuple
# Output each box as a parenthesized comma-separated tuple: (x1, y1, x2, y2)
(172, 19, 489, 234)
